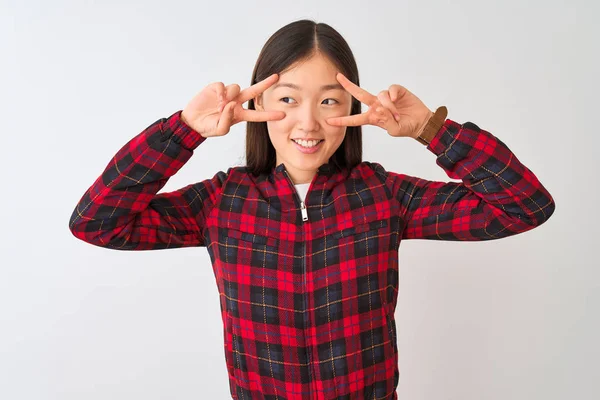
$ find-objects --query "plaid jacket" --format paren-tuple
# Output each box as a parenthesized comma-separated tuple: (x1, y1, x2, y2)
(69, 110, 555, 399)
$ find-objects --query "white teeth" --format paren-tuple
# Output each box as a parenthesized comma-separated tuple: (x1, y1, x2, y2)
(293, 139, 322, 148)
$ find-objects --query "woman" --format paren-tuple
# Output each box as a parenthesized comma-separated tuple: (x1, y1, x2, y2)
(69, 19, 555, 400)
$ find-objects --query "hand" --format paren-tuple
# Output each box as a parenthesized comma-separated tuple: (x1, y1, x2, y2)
(326, 73, 433, 139)
(181, 74, 286, 137)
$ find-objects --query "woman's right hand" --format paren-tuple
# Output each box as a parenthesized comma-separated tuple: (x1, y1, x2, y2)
(181, 73, 285, 137)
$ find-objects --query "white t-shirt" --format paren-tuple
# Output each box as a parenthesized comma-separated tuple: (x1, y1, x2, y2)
(294, 183, 310, 202)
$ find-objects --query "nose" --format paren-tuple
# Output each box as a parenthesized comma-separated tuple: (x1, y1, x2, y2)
(297, 104, 320, 133)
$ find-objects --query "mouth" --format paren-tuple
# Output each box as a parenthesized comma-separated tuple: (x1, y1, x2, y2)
(291, 138, 324, 154)
(291, 138, 324, 148)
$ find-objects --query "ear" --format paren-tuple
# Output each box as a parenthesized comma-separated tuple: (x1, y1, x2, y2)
(254, 94, 264, 111)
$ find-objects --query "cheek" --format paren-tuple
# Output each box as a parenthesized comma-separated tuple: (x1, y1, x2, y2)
(323, 129, 347, 151)
(266, 122, 293, 151)
(266, 119, 295, 140)
(326, 123, 347, 138)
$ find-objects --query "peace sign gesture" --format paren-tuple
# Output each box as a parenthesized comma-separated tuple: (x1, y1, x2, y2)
(326, 73, 433, 139)
(182, 74, 286, 138)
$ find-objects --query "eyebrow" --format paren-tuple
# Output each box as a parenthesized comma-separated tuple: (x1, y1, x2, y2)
(272, 82, 345, 91)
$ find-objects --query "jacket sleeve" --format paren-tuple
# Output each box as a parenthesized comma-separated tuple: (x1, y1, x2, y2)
(374, 118, 555, 241)
(68, 110, 225, 250)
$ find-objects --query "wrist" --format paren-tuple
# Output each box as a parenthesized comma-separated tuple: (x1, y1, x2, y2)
(413, 110, 434, 139)
(180, 110, 191, 126)
(180, 110, 208, 138)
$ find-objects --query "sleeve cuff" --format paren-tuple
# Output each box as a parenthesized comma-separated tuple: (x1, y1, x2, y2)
(165, 110, 207, 151)
(427, 118, 466, 155)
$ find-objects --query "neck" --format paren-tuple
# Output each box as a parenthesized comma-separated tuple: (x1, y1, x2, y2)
(281, 164, 317, 185)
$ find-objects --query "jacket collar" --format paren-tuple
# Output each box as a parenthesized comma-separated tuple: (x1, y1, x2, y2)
(257, 161, 351, 210)
(272, 161, 344, 199)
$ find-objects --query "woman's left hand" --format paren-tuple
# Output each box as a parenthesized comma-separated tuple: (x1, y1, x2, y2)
(326, 72, 433, 139)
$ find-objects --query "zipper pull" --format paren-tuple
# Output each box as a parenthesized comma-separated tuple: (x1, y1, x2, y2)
(300, 201, 308, 222)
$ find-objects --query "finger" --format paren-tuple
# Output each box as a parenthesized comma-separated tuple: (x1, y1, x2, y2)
(325, 112, 370, 127)
(389, 84, 407, 103)
(219, 84, 241, 113)
(237, 73, 280, 104)
(377, 91, 401, 122)
(238, 109, 286, 122)
(209, 82, 226, 112)
(226, 84, 241, 100)
(373, 104, 396, 128)
(209, 82, 226, 103)
(335, 73, 377, 106)
(216, 101, 236, 135)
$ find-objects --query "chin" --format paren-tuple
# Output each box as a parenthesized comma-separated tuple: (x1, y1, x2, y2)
(291, 159, 322, 171)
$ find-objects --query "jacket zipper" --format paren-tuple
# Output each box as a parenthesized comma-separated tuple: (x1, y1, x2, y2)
(283, 169, 314, 397)
(282, 170, 312, 221)
(301, 201, 308, 221)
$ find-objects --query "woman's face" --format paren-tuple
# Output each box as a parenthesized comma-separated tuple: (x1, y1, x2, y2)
(254, 53, 353, 183)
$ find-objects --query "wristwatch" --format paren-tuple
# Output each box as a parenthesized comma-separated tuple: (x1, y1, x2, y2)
(415, 106, 448, 145)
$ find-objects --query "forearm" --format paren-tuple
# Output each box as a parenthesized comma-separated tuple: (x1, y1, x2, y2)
(68, 110, 215, 249)
(383, 117, 555, 240)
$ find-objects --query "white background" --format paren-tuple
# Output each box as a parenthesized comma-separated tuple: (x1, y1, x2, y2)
(1, 0, 598, 399)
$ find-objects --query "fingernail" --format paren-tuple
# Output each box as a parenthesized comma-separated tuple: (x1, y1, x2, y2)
(394, 114, 400, 122)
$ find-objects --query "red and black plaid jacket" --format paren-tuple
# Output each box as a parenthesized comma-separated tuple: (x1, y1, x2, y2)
(69, 110, 555, 399)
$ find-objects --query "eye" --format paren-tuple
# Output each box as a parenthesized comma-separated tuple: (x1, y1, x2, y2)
(278, 97, 339, 105)
(279, 97, 296, 104)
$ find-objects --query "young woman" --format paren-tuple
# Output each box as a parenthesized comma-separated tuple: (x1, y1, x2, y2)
(69, 20, 555, 400)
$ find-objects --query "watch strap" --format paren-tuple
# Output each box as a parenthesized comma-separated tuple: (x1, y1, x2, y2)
(415, 106, 448, 145)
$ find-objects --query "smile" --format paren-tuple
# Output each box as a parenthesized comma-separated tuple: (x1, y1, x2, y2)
(291, 139, 324, 148)
(291, 138, 324, 154)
